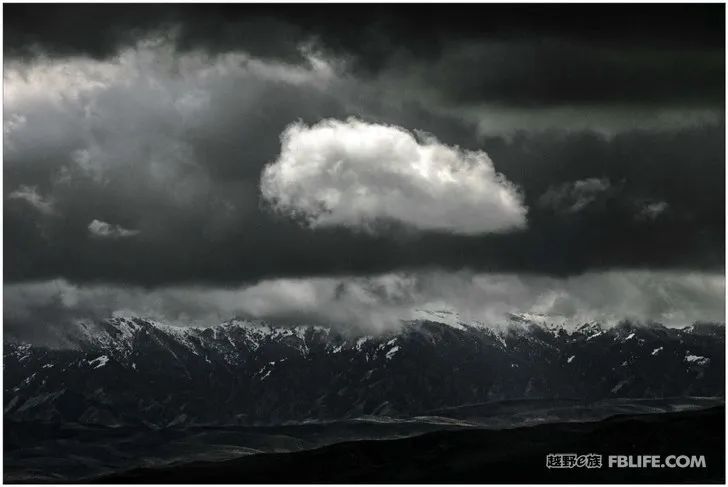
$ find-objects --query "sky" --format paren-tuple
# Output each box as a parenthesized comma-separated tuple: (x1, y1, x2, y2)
(4, 4, 725, 342)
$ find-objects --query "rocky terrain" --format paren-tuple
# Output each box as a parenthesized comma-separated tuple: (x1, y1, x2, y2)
(4, 315, 724, 427)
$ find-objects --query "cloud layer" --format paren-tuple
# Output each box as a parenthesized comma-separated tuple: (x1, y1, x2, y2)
(261, 119, 527, 234)
(3, 18, 724, 286)
(5, 271, 725, 345)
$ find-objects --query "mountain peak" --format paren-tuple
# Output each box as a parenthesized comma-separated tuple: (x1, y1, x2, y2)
(5, 313, 723, 428)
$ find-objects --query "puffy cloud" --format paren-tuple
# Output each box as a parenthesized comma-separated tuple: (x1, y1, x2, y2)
(88, 219, 140, 239)
(5, 270, 724, 344)
(261, 118, 527, 235)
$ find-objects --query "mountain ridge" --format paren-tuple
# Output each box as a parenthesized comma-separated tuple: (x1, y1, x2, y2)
(4, 316, 724, 427)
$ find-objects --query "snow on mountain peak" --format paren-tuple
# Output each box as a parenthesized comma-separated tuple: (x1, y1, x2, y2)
(411, 308, 469, 330)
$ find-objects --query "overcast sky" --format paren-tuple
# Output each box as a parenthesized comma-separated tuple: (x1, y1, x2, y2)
(4, 4, 725, 341)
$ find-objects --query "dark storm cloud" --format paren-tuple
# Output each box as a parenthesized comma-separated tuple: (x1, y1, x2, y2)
(5, 121, 725, 285)
(399, 40, 723, 108)
(5, 4, 724, 109)
(3, 4, 725, 289)
(6, 4, 723, 57)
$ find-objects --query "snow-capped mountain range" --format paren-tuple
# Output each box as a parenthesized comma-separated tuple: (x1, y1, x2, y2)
(4, 314, 724, 427)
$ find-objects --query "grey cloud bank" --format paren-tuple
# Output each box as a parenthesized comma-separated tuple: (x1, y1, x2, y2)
(5, 270, 724, 345)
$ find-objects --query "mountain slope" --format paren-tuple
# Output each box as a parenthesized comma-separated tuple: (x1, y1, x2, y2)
(4, 317, 724, 426)
(100, 406, 726, 484)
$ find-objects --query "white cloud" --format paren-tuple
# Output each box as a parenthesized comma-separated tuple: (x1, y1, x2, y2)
(7, 185, 55, 215)
(260, 118, 527, 235)
(88, 219, 140, 239)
